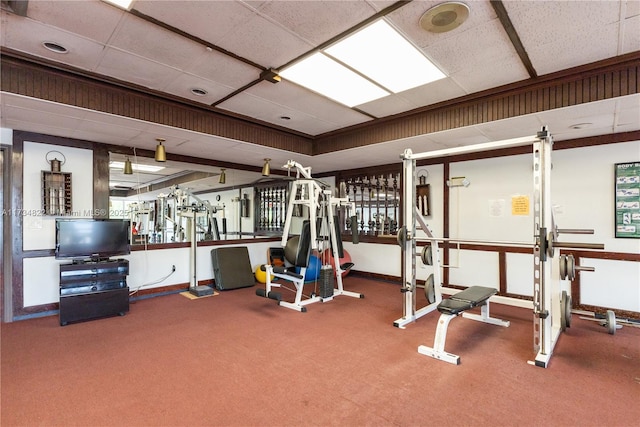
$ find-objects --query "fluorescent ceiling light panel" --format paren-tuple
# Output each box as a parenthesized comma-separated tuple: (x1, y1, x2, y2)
(109, 161, 165, 173)
(102, 0, 134, 10)
(325, 20, 445, 93)
(279, 52, 389, 107)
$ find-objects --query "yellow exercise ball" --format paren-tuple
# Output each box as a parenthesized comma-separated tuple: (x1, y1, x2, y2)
(254, 264, 274, 284)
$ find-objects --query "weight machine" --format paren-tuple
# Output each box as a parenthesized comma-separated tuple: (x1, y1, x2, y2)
(256, 160, 363, 311)
(164, 185, 225, 296)
(396, 127, 604, 367)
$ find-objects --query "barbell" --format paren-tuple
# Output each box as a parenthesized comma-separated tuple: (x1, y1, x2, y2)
(397, 227, 604, 258)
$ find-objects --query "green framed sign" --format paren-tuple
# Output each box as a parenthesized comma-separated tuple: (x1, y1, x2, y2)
(615, 161, 640, 238)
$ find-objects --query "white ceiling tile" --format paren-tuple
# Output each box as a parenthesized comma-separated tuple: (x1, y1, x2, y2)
(163, 72, 235, 105)
(387, 0, 497, 49)
(241, 81, 371, 130)
(108, 13, 209, 71)
(216, 13, 313, 67)
(255, 0, 377, 45)
(184, 51, 259, 88)
(622, 14, 640, 54)
(133, 0, 257, 46)
(96, 47, 183, 90)
(1, 12, 106, 71)
(357, 93, 415, 118)
(384, 78, 467, 112)
(25, 0, 125, 44)
(477, 115, 545, 142)
(217, 91, 338, 135)
(505, 1, 621, 75)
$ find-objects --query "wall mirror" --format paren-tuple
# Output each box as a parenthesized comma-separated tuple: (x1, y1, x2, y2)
(108, 153, 277, 245)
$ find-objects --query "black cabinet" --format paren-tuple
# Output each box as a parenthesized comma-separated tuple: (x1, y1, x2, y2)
(59, 259, 129, 326)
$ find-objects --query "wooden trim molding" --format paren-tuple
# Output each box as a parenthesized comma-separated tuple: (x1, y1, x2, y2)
(0, 53, 314, 155)
(1, 50, 637, 158)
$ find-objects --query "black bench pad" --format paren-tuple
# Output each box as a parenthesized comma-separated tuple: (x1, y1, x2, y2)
(272, 266, 304, 280)
(437, 286, 497, 315)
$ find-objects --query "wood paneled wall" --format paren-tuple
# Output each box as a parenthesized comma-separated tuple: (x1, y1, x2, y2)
(1, 51, 638, 158)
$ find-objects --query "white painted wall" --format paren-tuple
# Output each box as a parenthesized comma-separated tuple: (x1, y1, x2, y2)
(346, 140, 640, 312)
(22, 240, 280, 307)
(14, 135, 640, 314)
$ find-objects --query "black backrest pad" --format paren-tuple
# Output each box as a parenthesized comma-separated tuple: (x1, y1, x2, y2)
(331, 215, 344, 258)
(293, 220, 312, 267)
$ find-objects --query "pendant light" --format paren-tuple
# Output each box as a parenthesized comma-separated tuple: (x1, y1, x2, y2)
(155, 138, 167, 162)
(262, 158, 271, 176)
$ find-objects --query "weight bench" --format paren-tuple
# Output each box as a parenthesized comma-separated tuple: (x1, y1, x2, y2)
(418, 286, 510, 365)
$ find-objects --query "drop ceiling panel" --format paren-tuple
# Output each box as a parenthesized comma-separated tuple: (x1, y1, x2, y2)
(25, 0, 125, 44)
(255, 0, 378, 45)
(477, 115, 545, 142)
(426, 18, 526, 80)
(427, 126, 490, 148)
(96, 47, 183, 90)
(388, 0, 499, 49)
(358, 78, 467, 117)
(133, 0, 258, 46)
(162, 73, 235, 105)
(215, 12, 313, 67)
(505, 1, 625, 75)
(217, 90, 359, 135)
(1, 12, 106, 71)
(108, 13, 208, 70)
(183, 51, 259, 89)
(622, 14, 640, 54)
(238, 81, 371, 130)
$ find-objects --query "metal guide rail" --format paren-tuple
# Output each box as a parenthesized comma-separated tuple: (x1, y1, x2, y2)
(396, 126, 604, 367)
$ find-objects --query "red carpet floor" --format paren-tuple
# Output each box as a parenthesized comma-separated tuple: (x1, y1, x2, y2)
(2, 276, 639, 426)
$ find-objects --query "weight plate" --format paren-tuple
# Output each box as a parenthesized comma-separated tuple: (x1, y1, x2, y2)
(425, 274, 435, 304)
(606, 310, 616, 335)
(566, 254, 576, 281)
(397, 226, 406, 248)
(559, 255, 567, 280)
(565, 292, 572, 328)
(560, 291, 567, 331)
(421, 244, 433, 266)
(547, 231, 555, 258)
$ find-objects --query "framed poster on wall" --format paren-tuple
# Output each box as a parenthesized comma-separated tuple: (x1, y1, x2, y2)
(614, 161, 640, 238)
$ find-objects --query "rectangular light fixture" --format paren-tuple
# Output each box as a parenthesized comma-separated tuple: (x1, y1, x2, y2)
(109, 161, 165, 173)
(325, 20, 446, 93)
(279, 19, 446, 108)
(279, 52, 389, 107)
(102, 0, 134, 10)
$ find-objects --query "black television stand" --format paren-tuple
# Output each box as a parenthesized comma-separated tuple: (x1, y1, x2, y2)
(59, 258, 130, 326)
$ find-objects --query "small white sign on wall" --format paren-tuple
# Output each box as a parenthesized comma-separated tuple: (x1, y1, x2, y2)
(488, 199, 505, 217)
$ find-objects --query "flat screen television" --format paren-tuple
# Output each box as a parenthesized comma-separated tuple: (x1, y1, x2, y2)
(55, 219, 131, 261)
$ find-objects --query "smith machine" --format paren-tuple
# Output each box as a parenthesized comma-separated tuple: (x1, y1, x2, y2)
(395, 127, 604, 367)
(257, 160, 363, 311)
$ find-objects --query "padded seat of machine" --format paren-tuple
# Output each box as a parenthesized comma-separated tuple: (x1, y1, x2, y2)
(437, 286, 497, 315)
(272, 266, 303, 280)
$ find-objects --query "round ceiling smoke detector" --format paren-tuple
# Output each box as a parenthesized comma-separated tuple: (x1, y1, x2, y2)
(419, 2, 470, 33)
